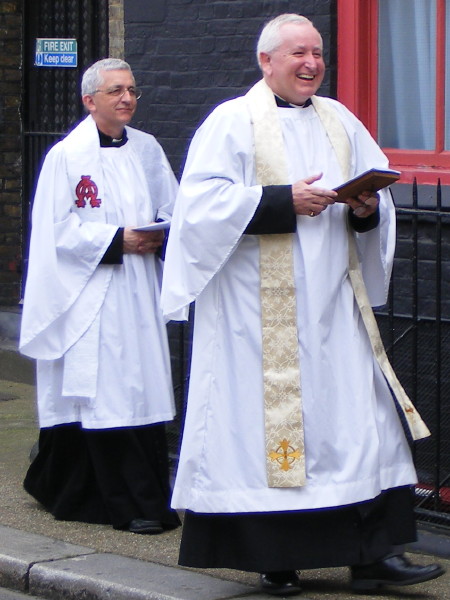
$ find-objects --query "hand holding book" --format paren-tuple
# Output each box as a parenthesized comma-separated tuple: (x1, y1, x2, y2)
(291, 169, 399, 219)
(333, 168, 400, 202)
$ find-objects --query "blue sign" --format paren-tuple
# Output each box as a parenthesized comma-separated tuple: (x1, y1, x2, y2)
(35, 39, 78, 68)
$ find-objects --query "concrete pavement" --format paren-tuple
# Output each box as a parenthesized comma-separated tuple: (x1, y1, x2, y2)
(1, 379, 450, 599)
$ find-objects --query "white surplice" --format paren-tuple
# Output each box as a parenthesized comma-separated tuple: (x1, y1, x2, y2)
(20, 115, 178, 429)
(161, 95, 418, 514)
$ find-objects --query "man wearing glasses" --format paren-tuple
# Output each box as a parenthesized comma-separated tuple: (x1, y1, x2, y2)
(20, 59, 180, 535)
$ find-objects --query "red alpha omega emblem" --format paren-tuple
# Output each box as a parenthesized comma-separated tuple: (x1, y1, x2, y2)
(75, 175, 102, 208)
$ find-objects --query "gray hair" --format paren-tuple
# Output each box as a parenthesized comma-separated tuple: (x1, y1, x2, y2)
(81, 58, 133, 95)
(256, 14, 317, 67)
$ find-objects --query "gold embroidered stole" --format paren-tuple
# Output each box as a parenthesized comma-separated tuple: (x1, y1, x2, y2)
(246, 80, 429, 489)
(247, 80, 305, 487)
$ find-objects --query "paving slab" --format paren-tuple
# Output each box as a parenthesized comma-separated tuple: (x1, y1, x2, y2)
(0, 525, 95, 592)
(29, 553, 253, 600)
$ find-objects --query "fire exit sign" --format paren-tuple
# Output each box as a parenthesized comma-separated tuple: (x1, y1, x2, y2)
(35, 38, 78, 68)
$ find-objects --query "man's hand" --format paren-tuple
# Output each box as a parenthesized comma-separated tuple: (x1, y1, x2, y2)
(123, 227, 164, 255)
(345, 191, 379, 218)
(292, 173, 337, 217)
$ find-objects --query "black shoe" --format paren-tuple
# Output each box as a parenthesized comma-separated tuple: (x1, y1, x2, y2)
(128, 518, 164, 534)
(351, 554, 445, 591)
(260, 571, 302, 596)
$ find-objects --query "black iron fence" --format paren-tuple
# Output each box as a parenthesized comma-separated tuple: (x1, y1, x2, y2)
(376, 180, 450, 530)
(166, 180, 450, 532)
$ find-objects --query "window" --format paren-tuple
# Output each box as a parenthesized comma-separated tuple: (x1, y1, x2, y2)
(338, 0, 450, 184)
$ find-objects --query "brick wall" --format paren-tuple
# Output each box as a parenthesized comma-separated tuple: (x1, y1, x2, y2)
(124, 0, 336, 177)
(0, 1, 22, 306)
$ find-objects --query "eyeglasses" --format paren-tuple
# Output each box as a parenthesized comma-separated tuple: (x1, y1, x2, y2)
(93, 86, 142, 100)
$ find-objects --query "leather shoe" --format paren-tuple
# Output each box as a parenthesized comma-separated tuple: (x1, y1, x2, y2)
(351, 554, 445, 591)
(128, 519, 164, 534)
(260, 571, 302, 596)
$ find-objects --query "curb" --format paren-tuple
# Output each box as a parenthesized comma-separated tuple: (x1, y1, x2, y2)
(0, 525, 256, 600)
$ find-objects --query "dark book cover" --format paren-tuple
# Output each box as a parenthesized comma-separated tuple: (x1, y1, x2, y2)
(334, 168, 401, 202)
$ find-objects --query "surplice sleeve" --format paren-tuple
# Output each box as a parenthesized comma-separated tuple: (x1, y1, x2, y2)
(244, 185, 297, 234)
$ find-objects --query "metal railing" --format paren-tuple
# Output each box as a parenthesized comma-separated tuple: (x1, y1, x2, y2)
(376, 180, 450, 530)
